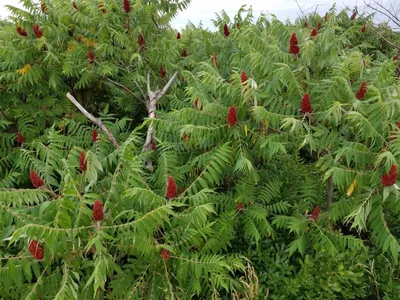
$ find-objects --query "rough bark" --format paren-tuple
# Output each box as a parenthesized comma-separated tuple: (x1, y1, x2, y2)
(142, 70, 178, 168)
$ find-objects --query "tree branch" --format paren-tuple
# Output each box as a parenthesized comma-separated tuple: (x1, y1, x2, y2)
(295, 0, 307, 18)
(155, 71, 179, 102)
(66, 93, 120, 149)
(146, 70, 152, 97)
(133, 80, 146, 99)
(373, 0, 400, 26)
(369, 23, 400, 49)
(142, 70, 179, 169)
(106, 78, 146, 104)
(364, 0, 400, 27)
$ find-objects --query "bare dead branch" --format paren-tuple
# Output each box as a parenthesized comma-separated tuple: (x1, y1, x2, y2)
(369, 23, 400, 49)
(146, 70, 151, 97)
(373, 0, 400, 26)
(142, 70, 179, 169)
(295, 0, 307, 18)
(155, 71, 179, 102)
(66, 93, 120, 149)
(363, 0, 400, 27)
(313, 4, 320, 15)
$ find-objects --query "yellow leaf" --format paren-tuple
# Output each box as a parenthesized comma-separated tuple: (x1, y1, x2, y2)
(58, 120, 65, 130)
(82, 37, 90, 47)
(17, 64, 32, 75)
(244, 124, 248, 136)
(347, 179, 357, 197)
(305, 209, 309, 215)
(68, 43, 77, 53)
(264, 120, 269, 131)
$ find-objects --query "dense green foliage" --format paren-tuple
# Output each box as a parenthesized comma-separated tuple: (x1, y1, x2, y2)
(1, 0, 400, 299)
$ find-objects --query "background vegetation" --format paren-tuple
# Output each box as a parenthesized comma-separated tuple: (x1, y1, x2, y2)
(1, 0, 400, 299)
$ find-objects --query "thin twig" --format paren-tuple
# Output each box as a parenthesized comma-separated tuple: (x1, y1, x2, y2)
(106, 78, 146, 104)
(373, 0, 400, 26)
(295, 0, 306, 18)
(314, 4, 320, 15)
(133, 81, 146, 99)
(42, 187, 59, 199)
(364, 0, 400, 27)
(369, 23, 400, 49)
(66, 93, 120, 149)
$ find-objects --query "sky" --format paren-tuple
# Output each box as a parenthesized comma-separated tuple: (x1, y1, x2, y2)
(170, 0, 360, 29)
(0, 0, 394, 30)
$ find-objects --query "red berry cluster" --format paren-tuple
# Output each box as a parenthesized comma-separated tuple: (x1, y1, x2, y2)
(29, 240, 44, 260)
(79, 152, 87, 172)
(88, 50, 95, 63)
(41, 3, 47, 13)
(304, 21, 308, 28)
(166, 176, 178, 199)
(324, 13, 328, 21)
(93, 200, 104, 221)
(289, 33, 300, 55)
(138, 33, 145, 46)
(311, 28, 318, 37)
(176, 32, 181, 39)
(72, 1, 78, 10)
(312, 206, 320, 220)
(356, 81, 367, 100)
(92, 129, 98, 142)
(99, 2, 106, 14)
(123, 0, 130, 13)
(16, 131, 24, 144)
(160, 66, 166, 78)
(317, 22, 321, 30)
(236, 202, 245, 211)
(382, 165, 398, 187)
(240, 70, 248, 85)
(350, 11, 357, 21)
(194, 98, 203, 111)
(30, 170, 44, 188)
(227, 106, 238, 127)
(17, 25, 27, 37)
(33, 24, 43, 38)
(301, 93, 312, 113)
(361, 24, 366, 33)
(223, 24, 230, 37)
(182, 49, 188, 57)
(161, 249, 171, 260)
